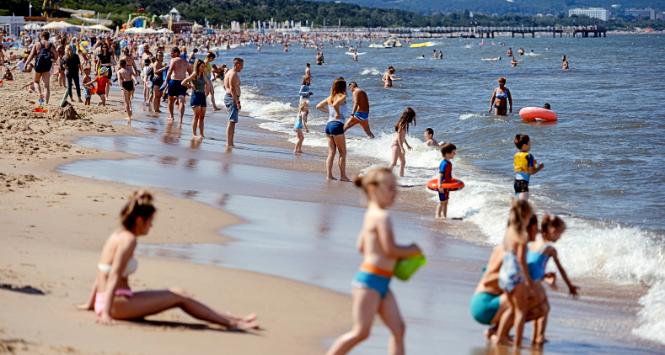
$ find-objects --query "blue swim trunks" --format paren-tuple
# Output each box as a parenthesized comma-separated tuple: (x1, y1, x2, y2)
(325, 121, 344, 136)
(353, 112, 369, 121)
(352, 271, 391, 298)
(190, 92, 206, 108)
(224, 94, 239, 123)
(470, 292, 501, 325)
(167, 79, 187, 97)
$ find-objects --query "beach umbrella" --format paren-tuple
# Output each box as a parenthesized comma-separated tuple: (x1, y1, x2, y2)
(41, 21, 75, 30)
(24, 23, 42, 30)
(87, 24, 113, 32)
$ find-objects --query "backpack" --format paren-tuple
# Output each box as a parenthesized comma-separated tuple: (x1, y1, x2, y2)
(34, 43, 53, 73)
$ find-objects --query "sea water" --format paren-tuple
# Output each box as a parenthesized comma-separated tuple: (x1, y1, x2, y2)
(224, 34, 665, 344)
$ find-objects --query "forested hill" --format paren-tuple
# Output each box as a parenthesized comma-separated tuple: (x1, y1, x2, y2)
(312, 0, 665, 15)
(2, 0, 433, 27)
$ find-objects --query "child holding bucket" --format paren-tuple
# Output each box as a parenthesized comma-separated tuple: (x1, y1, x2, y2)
(326, 167, 422, 355)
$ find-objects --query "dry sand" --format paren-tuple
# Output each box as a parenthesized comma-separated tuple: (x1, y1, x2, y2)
(0, 71, 349, 354)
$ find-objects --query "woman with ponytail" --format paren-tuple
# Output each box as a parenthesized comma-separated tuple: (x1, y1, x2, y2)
(327, 168, 422, 355)
(79, 190, 259, 330)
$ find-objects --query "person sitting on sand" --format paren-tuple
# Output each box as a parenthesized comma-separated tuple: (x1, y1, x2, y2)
(326, 168, 422, 355)
(78, 190, 259, 330)
(489, 77, 512, 116)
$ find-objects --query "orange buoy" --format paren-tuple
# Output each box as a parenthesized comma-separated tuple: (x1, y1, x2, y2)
(519, 107, 557, 122)
(427, 178, 464, 191)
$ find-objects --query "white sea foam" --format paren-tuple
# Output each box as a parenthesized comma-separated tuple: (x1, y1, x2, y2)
(360, 67, 381, 76)
(245, 87, 665, 345)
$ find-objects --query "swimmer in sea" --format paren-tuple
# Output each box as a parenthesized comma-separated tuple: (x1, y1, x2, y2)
(424, 128, 444, 147)
(562, 55, 569, 71)
(507, 47, 513, 57)
(344, 82, 374, 139)
(511, 57, 518, 67)
(489, 77, 512, 116)
(382, 66, 399, 88)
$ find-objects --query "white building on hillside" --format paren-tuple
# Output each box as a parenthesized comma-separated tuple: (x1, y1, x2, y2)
(625, 8, 656, 20)
(568, 8, 610, 21)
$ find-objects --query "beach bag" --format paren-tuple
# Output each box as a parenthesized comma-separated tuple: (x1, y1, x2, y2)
(35, 44, 53, 73)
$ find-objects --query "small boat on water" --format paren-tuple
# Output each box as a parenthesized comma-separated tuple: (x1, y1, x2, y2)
(383, 38, 403, 48)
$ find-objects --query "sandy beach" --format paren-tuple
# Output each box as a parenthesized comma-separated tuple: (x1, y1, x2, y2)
(0, 72, 350, 354)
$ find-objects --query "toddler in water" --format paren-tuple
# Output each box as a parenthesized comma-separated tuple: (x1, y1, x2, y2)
(326, 167, 422, 355)
(495, 199, 534, 349)
(293, 100, 309, 154)
(436, 143, 457, 219)
(514, 134, 544, 201)
(527, 214, 579, 347)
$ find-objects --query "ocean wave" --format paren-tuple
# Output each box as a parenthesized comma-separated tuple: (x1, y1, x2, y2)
(360, 67, 382, 76)
(245, 86, 665, 345)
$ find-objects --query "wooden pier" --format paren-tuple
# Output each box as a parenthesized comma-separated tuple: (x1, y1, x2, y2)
(387, 25, 607, 38)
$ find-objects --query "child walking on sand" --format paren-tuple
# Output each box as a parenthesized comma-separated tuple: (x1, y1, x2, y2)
(495, 199, 534, 349)
(326, 167, 422, 355)
(514, 134, 544, 201)
(83, 67, 109, 106)
(389, 107, 415, 177)
(436, 143, 457, 219)
(82, 67, 92, 106)
(293, 100, 309, 154)
(527, 214, 579, 347)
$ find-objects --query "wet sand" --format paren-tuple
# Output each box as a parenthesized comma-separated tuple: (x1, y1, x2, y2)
(0, 73, 349, 354)
(59, 105, 665, 354)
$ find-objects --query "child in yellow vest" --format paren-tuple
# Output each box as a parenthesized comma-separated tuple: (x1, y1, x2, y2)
(514, 134, 544, 200)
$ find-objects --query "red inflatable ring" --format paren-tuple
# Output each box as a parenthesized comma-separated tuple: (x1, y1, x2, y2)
(427, 178, 464, 191)
(519, 107, 557, 122)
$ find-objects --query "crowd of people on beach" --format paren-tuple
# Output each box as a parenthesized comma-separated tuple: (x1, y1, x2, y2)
(0, 26, 581, 353)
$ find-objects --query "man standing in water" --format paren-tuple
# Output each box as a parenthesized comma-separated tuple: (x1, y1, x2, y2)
(224, 57, 244, 148)
(166, 47, 192, 121)
(344, 82, 374, 138)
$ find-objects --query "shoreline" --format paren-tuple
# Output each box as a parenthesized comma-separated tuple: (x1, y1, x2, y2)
(61, 106, 665, 353)
(0, 73, 350, 354)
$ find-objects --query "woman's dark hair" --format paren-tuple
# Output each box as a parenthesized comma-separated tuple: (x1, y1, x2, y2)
(425, 128, 434, 136)
(394, 107, 416, 133)
(120, 190, 156, 231)
(514, 134, 530, 150)
(40, 31, 49, 40)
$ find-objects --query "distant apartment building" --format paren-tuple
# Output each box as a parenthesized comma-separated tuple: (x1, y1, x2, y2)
(625, 8, 656, 20)
(568, 8, 610, 21)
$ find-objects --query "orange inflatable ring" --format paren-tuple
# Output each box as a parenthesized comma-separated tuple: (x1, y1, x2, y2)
(519, 107, 557, 122)
(427, 178, 464, 191)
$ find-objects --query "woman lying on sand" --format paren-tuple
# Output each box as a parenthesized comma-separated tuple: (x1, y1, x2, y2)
(78, 190, 259, 330)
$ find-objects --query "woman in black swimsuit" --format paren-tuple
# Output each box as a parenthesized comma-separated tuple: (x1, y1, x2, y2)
(118, 59, 136, 121)
(151, 52, 167, 113)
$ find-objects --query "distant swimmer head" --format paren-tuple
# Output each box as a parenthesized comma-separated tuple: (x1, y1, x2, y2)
(541, 214, 566, 242)
(354, 167, 397, 208)
(507, 199, 533, 235)
(440, 143, 457, 159)
(543, 103, 551, 110)
(514, 134, 530, 151)
(388, 66, 395, 74)
(120, 190, 157, 236)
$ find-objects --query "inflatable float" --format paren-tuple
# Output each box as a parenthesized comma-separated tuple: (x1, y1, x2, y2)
(426, 178, 465, 191)
(345, 52, 366, 56)
(410, 42, 435, 48)
(519, 107, 557, 122)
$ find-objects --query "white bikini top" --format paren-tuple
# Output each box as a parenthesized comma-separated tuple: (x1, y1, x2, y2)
(98, 257, 138, 278)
